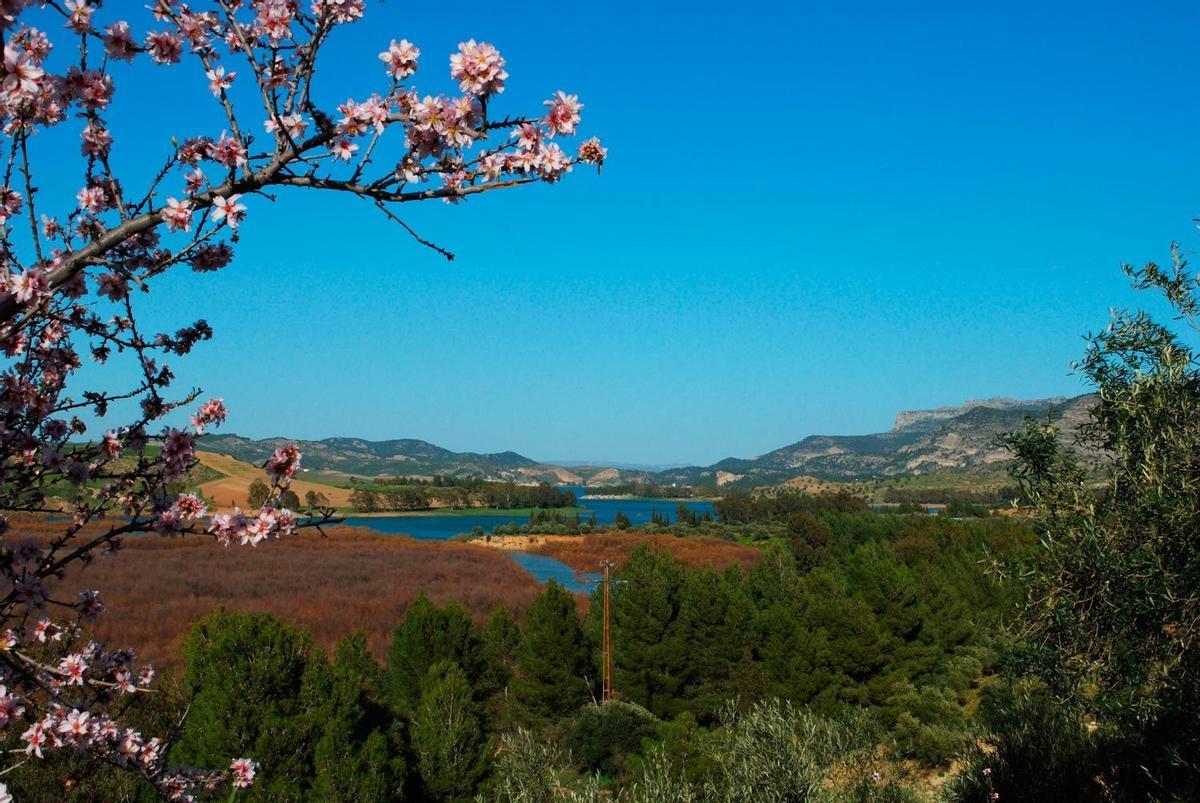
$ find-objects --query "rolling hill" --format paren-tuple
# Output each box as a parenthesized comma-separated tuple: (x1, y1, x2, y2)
(197, 434, 584, 485)
(198, 394, 1097, 490)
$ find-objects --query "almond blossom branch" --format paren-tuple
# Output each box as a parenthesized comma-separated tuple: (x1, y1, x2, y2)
(0, 2, 603, 798)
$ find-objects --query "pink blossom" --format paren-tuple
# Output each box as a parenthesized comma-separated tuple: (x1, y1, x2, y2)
(160, 427, 195, 480)
(102, 430, 121, 458)
(544, 90, 583, 136)
(97, 272, 128, 301)
(231, 757, 257, 788)
(2, 44, 42, 101)
(481, 153, 507, 181)
(153, 506, 183, 537)
(13, 577, 47, 609)
(191, 243, 234, 272)
(191, 398, 228, 432)
(177, 137, 211, 165)
(205, 66, 235, 96)
(311, 0, 364, 24)
(66, 459, 90, 485)
(512, 123, 541, 151)
(64, 1, 95, 34)
(275, 508, 298, 535)
(68, 67, 115, 110)
(118, 728, 142, 761)
(140, 735, 162, 766)
(21, 718, 50, 758)
(144, 31, 183, 64)
(265, 113, 308, 140)
(537, 142, 572, 182)
(160, 197, 194, 232)
(9, 268, 46, 303)
(77, 589, 104, 622)
(41, 445, 66, 471)
(212, 194, 246, 228)
(59, 652, 88, 685)
(175, 492, 207, 519)
(76, 185, 108, 214)
(103, 21, 136, 62)
(210, 133, 248, 168)
(33, 618, 59, 643)
(578, 136, 607, 166)
(209, 507, 249, 546)
(450, 40, 507, 96)
(265, 444, 302, 483)
(380, 38, 420, 79)
(185, 168, 206, 194)
(0, 685, 24, 727)
(0, 187, 20, 225)
(58, 708, 93, 748)
(12, 26, 50, 62)
(331, 138, 358, 161)
(80, 121, 112, 157)
(254, 1, 295, 43)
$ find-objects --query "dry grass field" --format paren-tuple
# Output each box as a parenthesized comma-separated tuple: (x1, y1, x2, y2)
(12, 517, 544, 669)
(527, 532, 764, 574)
(195, 450, 355, 510)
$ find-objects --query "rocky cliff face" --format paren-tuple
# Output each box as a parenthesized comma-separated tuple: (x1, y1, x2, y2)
(647, 394, 1098, 486)
(893, 396, 1073, 433)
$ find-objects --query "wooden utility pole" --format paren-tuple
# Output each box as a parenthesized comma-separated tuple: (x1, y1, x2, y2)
(601, 559, 615, 702)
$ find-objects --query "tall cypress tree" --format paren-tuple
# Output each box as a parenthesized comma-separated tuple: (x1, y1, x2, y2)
(514, 579, 592, 721)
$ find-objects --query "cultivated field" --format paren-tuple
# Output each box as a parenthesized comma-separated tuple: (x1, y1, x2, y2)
(196, 450, 354, 510)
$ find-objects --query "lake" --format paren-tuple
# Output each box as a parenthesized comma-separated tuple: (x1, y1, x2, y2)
(337, 486, 715, 592)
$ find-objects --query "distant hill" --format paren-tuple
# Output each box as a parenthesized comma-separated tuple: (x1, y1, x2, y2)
(201, 394, 1098, 488)
(647, 394, 1098, 486)
(197, 434, 584, 485)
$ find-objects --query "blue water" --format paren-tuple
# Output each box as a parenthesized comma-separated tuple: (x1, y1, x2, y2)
(336, 486, 715, 588)
(505, 551, 601, 594)
(339, 488, 714, 542)
(563, 486, 715, 527)
(338, 514, 534, 540)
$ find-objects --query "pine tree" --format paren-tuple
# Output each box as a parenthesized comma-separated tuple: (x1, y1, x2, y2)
(480, 606, 521, 696)
(312, 632, 404, 801)
(514, 579, 592, 721)
(608, 545, 684, 717)
(666, 567, 755, 720)
(172, 609, 324, 800)
(410, 661, 491, 801)
(384, 594, 483, 716)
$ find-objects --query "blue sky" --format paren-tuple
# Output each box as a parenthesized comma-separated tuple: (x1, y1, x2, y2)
(50, 1, 1200, 464)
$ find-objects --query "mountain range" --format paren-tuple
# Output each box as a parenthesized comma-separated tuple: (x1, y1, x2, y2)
(199, 394, 1096, 488)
